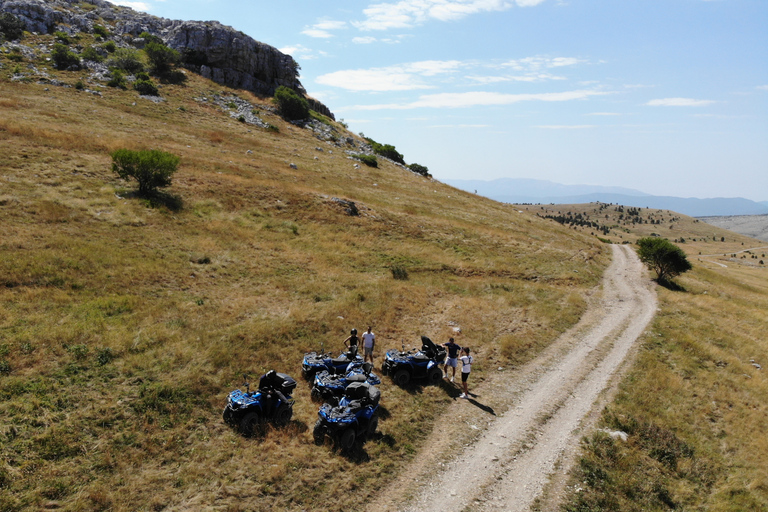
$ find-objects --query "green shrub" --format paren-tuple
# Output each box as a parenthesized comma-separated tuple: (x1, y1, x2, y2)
(111, 148, 180, 196)
(354, 154, 378, 167)
(81, 45, 103, 62)
(133, 78, 158, 96)
(266, 123, 279, 133)
(51, 43, 80, 70)
(366, 137, 405, 164)
(93, 24, 109, 38)
(138, 31, 163, 45)
(75, 80, 85, 90)
(106, 69, 127, 89)
(0, 12, 25, 41)
(144, 40, 179, 75)
(274, 85, 309, 121)
(103, 40, 116, 53)
(7, 48, 23, 62)
(391, 265, 409, 280)
(408, 163, 431, 177)
(96, 347, 115, 366)
(54, 30, 71, 44)
(0, 360, 10, 375)
(108, 48, 144, 73)
(135, 71, 150, 81)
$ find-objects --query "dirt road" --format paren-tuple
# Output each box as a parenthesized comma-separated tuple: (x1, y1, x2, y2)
(367, 244, 657, 512)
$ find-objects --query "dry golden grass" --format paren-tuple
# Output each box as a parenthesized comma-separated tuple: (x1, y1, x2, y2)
(0, 33, 608, 511)
(562, 215, 768, 511)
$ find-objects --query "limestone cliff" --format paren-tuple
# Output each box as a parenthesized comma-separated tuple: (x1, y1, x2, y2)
(0, 0, 334, 118)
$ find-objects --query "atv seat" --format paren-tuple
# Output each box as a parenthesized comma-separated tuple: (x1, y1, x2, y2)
(413, 352, 430, 361)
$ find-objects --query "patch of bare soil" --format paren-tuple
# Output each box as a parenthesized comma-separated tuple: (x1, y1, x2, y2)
(366, 244, 657, 512)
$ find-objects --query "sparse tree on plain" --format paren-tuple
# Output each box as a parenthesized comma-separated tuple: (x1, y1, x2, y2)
(111, 149, 179, 196)
(637, 237, 692, 283)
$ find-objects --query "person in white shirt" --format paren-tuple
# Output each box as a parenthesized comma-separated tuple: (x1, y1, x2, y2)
(459, 347, 473, 399)
(361, 326, 376, 363)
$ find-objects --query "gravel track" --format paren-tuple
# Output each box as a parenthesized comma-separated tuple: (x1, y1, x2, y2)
(367, 244, 657, 512)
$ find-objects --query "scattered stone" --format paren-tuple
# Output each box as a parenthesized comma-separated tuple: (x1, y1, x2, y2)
(289, 163, 297, 169)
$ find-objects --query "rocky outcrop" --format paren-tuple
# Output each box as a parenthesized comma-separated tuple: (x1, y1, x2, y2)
(0, 0, 334, 118)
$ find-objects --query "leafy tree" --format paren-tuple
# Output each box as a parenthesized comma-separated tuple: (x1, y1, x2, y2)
(0, 12, 25, 41)
(111, 149, 180, 196)
(274, 85, 309, 121)
(144, 40, 179, 75)
(51, 43, 80, 70)
(133, 78, 158, 96)
(366, 137, 405, 165)
(637, 237, 692, 283)
(108, 48, 144, 73)
(81, 46, 104, 62)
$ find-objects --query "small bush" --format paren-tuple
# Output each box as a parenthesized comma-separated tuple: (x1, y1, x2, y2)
(408, 163, 431, 177)
(108, 48, 144, 73)
(107, 69, 127, 89)
(0, 13, 25, 41)
(266, 123, 280, 133)
(54, 31, 71, 44)
(96, 347, 115, 366)
(103, 40, 116, 53)
(391, 265, 409, 280)
(111, 148, 180, 196)
(93, 24, 109, 38)
(144, 40, 179, 75)
(366, 137, 405, 164)
(81, 46, 103, 62)
(355, 154, 378, 168)
(0, 360, 10, 375)
(133, 78, 158, 96)
(51, 43, 80, 70)
(75, 80, 85, 90)
(274, 85, 309, 121)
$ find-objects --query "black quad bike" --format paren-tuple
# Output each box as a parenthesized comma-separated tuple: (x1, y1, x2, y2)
(223, 371, 297, 436)
(381, 336, 446, 386)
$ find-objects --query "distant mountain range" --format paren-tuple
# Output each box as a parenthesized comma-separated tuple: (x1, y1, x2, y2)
(444, 178, 768, 217)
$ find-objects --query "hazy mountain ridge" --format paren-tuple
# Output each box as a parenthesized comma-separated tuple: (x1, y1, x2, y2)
(446, 178, 768, 217)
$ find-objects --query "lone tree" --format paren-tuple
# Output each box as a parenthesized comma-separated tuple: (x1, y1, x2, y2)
(637, 237, 692, 283)
(274, 85, 309, 121)
(111, 149, 179, 196)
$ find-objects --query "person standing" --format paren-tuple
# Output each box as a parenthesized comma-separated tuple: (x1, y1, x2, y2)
(361, 326, 376, 363)
(459, 347, 473, 399)
(443, 337, 462, 382)
(343, 328, 360, 357)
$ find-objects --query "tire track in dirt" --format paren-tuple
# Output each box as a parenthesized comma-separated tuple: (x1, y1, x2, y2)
(367, 244, 657, 512)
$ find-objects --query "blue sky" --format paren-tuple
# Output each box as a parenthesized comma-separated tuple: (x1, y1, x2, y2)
(119, 0, 767, 201)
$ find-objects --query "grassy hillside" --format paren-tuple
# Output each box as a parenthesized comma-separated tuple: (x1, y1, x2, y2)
(539, 205, 768, 511)
(0, 33, 608, 511)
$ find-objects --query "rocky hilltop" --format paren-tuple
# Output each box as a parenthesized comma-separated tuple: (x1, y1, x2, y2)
(0, 0, 333, 118)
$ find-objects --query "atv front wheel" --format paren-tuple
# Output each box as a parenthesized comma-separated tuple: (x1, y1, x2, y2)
(274, 404, 293, 427)
(222, 406, 234, 424)
(239, 411, 261, 437)
(393, 369, 410, 386)
(339, 428, 356, 452)
(313, 420, 326, 445)
(427, 367, 443, 385)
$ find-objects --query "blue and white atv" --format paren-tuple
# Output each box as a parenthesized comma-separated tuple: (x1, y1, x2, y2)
(381, 336, 446, 386)
(313, 381, 381, 452)
(311, 361, 381, 403)
(222, 371, 297, 436)
(301, 344, 363, 379)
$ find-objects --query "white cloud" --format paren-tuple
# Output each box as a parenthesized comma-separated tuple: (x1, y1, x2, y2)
(340, 89, 609, 110)
(354, 0, 546, 31)
(302, 28, 334, 38)
(758, 85, 768, 91)
(303, 19, 347, 38)
(587, 112, 621, 116)
(316, 61, 463, 91)
(353, 36, 378, 44)
(646, 98, 715, 107)
(279, 44, 326, 60)
(113, 1, 150, 11)
(502, 56, 585, 71)
(466, 73, 565, 83)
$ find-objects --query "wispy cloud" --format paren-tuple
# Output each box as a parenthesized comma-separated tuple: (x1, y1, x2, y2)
(646, 98, 715, 107)
(587, 112, 622, 116)
(316, 61, 463, 91)
(758, 85, 768, 91)
(113, 1, 150, 11)
(340, 89, 609, 110)
(302, 19, 347, 38)
(354, 0, 547, 31)
(502, 56, 585, 71)
(279, 44, 327, 60)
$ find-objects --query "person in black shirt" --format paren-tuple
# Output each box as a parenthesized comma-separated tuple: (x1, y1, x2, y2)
(443, 337, 461, 382)
(343, 328, 360, 357)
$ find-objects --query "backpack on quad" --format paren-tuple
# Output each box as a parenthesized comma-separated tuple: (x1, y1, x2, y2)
(311, 361, 381, 404)
(223, 371, 297, 436)
(381, 336, 446, 386)
(302, 344, 363, 380)
(313, 381, 381, 452)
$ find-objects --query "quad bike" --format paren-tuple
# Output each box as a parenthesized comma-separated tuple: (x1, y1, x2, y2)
(301, 343, 363, 379)
(381, 336, 446, 386)
(311, 361, 381, 403)
(222, 371, 297, 436)
(313, 381, 381, 452)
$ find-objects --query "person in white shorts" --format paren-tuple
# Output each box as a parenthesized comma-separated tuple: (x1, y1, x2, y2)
(459, 347, 473, 399)
(443, 337, 461, 382)
(361, 326, 375, 363)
